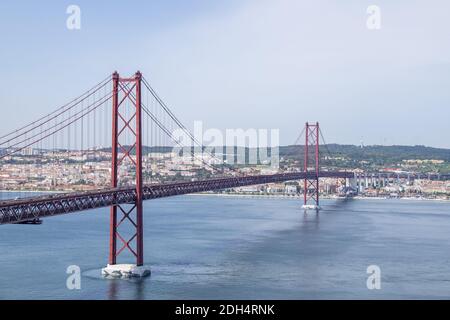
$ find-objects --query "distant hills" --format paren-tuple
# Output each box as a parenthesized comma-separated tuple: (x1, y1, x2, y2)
(280, 144, 450, 162)
(100, 144, 450, 163)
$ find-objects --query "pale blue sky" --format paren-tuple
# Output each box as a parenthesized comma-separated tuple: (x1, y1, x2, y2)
(0, 0, 449, 147)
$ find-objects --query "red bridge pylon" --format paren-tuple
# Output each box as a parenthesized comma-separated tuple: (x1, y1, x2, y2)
(102, 71, 149, 277)
(302, 122, 320, 210)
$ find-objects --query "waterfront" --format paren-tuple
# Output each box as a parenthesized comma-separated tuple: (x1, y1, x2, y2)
(0, 194, 449, 299)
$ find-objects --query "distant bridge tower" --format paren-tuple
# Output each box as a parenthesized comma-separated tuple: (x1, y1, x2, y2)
(102, 71, 150, 277)
(302, 122, 320, 210)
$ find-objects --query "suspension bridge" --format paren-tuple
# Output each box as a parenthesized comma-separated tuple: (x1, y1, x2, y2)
(0, 71, 445, 276)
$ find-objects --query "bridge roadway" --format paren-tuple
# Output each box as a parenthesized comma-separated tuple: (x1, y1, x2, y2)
(0, 171, 352, 225)
(357, 172, 450, 180)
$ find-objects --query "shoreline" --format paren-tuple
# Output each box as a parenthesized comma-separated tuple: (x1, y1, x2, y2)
(0, 190, 448, 203)
(0, 190, 64, 194)
(188, 192, 449, 202)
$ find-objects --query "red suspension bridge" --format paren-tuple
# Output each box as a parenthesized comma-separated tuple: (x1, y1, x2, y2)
(0, 71, 445, 275)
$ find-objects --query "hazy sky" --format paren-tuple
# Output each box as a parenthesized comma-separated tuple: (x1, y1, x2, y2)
(0, 0, 449, 147)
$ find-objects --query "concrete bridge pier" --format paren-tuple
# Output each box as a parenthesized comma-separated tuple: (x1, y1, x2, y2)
(347, 174, 357, 192)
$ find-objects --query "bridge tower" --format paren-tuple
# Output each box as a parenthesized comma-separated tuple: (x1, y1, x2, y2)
(302, 122, 320, 210)
(102, 71, 150, 278)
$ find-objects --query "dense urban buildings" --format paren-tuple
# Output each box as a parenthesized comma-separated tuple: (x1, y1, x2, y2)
(0, 147, 448, 200)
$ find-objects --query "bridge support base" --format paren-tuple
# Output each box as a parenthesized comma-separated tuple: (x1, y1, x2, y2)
(101, 264, 151, 278)
(301, 204, 321, 211)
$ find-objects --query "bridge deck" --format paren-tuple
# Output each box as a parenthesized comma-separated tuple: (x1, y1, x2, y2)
(0, 171, 352, 224)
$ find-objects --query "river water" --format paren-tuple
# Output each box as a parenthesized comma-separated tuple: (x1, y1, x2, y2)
(0, 193, 449, 299)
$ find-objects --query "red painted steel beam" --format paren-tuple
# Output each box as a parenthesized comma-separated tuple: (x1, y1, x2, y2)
(303, 122, 320, 206)
(109, 71, 119, 265)
(135, 71, 144, 266)
(107, 71, 145, 266)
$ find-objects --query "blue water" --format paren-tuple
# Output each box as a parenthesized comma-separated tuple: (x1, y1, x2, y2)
(0, 194, 449, 299)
